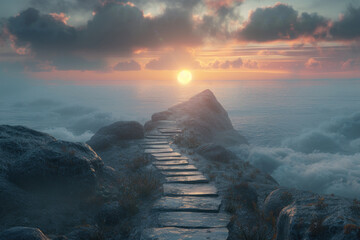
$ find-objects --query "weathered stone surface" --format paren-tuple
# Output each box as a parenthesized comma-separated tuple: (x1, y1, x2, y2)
(158, 128, 182, 134)
(155, 156, 189, 161)
(4, 130, 103, 195)
(158, 212, 230, 228)
(142, 141, 169, 145)
(87, 121, 144, 151)
(165, 175, 208, 183)
(161, 171, 203, 176)
(156, 165, 197, 171)
(142, 227, 228, 240)
(143, 144, 171, 149)
(196, 143, 236, 162)
(146, 135, 169, 139)
(144, 148, 173, 154)
(153, 196, 221, 212)
(154, 160, 189, 166)
(163, 183, 218, 197)
(0, 227, 49, 240)
(151, 152, 181, 158)
(147, 89, 248, 146)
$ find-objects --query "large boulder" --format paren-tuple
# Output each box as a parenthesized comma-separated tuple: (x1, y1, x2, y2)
(146, 89, 247, 146)
(0, 227, 49, 240)
(87, 121, 144, 151)
(0, 125, 103, 196)
(276, 194, 360, 240)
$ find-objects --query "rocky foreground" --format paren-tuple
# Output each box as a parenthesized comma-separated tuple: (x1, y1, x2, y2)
(0, 89, 359, 239)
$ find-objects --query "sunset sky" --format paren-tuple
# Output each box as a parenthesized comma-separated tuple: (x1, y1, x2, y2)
(1, 0, 360, 83)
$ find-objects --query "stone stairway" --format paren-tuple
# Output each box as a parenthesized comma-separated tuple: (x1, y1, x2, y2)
(141, 121, 230, 240)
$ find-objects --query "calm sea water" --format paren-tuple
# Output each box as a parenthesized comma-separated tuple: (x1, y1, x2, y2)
(1, 79, 359, 146)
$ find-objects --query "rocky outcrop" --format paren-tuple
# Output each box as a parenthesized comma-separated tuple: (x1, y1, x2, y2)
(0, 125, 103, 195)
(145, 89, 247, 146)
(87, 121, 144, 151)
(0, 227, 49, 240)
(196, 143, 237, 162)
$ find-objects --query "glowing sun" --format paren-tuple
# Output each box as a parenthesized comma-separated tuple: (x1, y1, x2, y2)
(177, 70, 192, 85)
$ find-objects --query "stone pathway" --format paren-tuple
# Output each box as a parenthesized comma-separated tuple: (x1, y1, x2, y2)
(141, 121, 230, 240)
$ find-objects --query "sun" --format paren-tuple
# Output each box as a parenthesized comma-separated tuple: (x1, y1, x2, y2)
(177, 70, 192, 85)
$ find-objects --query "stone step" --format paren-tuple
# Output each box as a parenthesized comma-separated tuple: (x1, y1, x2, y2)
(142, 141, 169, 145)
(158, 128, 182, 134)
(163, 183, 218, 197)
(165, 175, 208, 184)
(142, 227, 229, 240)
(144, 148, 173, 154)
(156, 165, 197, 172)
(143, 144, 171, 149)
(146, 135, 169, 139)
(151, 152, 181, 158)
(153, 196, 221, 212)
(158, 212, 230, 228)
(155, 156, 189, 161)
(161, 171, 203, 177)
(154, 160, 189, 166)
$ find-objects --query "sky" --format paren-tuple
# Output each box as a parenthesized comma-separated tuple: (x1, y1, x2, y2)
(0, 0, 360, 83)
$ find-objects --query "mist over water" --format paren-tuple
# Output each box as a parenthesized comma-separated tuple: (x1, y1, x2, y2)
(1, 79, 360, 198)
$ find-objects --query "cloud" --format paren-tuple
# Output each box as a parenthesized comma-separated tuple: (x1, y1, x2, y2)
(43, 127, 94, 142)
(305, 58, 322, 70)
(145, 49, 201, 70)
(114, 60, 141, 71)
(330, 5, 360, 40)
(238, 3, 328, 42)
(4, 3, 203, 70)
(207, 57, 258, 69)
(342, 58, 360, 70)
(234, 112, 360, 198)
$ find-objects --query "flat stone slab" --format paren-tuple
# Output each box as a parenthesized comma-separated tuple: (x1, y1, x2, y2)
(146, 135, 169, 139)
(158, 212, 230, 228)
(143, 144, 171, 149)
(144, 148, 173, 154)
(161, 171, 203, 176)
(142, 227, 228, 240)
(165, 175, 208, 184)
(158, 128, 182, 134)
(154, 160, 189, 166)
(153, 196, 221, 212)
(155, 156, 189, 161)
(142, 141, 169, 145)
(151, 152, 181, 158)
(163, 183, 218, 197)
(156, 165, 197, 171)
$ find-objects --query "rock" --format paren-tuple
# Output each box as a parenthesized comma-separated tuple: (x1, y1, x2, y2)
(0, 227, 49, 240)
(147, 90, 248, 146)
(158, 212, 230, 228)
(7, 140, 103, 195)
(66, 226, 102, 240)
(163, 183, 218, 197)
(0, 177, 29, 217)
(196, 143, 237, 162)
(87, 121, 144, 151)
(153, 196, 222, 212)
(0, 125, 55, 173)
(263, 188, 298, 218)
(0, 125, 103, 196)
(276, 195, 360, 240)
(96, 201, 123, 226)
(142, 227, 228, 240)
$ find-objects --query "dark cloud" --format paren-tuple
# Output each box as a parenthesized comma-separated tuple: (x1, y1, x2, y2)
(145, 49, 201, 70)
(330, 5, 360, 40)
(114, 60, 141, 71)
(238, 3, 328, 42)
